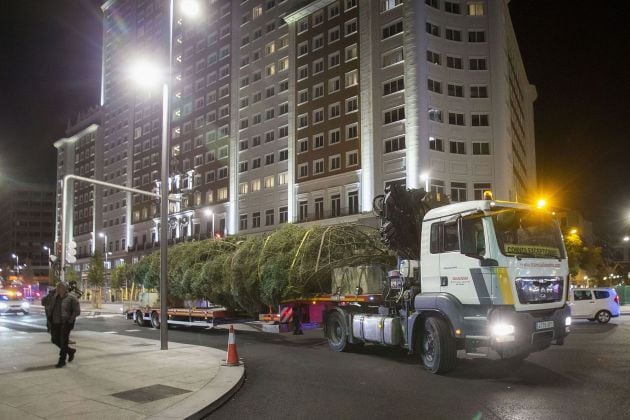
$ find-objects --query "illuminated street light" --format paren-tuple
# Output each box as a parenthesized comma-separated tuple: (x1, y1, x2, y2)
(204, 208, 215, 238)
(570, 228, 578, 235)
(98, 232, 109, 265)
(536, 198, 547, 209)
(11, 253, 19, 275)
(43, 245, 52, 270)
(420, 172, 430, 192)
(623, 236, 629, 242)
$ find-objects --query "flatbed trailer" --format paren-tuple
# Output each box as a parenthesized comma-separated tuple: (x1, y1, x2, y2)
(127, 306, 228, 329)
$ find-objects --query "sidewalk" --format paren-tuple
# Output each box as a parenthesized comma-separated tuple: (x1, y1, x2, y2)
(0, 329, 244, 419)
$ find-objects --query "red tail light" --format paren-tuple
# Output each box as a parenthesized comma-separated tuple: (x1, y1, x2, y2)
(614, 295, 620, 305)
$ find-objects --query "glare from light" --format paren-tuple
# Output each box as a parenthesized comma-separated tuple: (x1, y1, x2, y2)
(420, 172, 430, 181)
(491, 323, 515, 336)
(570, 229, 578, 235)
(180, 0, 200, 17)
(565, 316, 572, 326)
(624, 236, 629, 242)
(536, 198, 547, 209)
(99, 232, 106, 238)
(204, 208, 213, 217)
(130, 60, 162, 88)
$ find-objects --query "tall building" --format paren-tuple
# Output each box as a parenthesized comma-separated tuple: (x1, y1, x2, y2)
(0, 182, 55, 279)
(53, 106, 101, 284)
(55, 0, 538, 273)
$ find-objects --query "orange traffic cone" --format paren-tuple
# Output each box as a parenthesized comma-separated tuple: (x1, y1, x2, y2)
(224, 325, 240, 366)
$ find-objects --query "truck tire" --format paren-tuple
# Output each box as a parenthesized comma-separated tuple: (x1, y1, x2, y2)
(420, 317, 456, 374)
(326, 311, 351, 352)
(135, 311, 147, 327)
(151, 311, 161, 329)
(595, 310, 611, 324)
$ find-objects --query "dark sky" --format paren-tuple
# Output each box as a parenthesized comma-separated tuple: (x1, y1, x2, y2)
(0, 1, 628, 237)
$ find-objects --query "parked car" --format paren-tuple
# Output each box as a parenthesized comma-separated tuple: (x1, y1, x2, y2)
(569, 287, 620, 323)
(0, 290, 30, 315)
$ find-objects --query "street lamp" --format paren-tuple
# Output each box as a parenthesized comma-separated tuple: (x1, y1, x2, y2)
(130, 0, 200, 350)
(420, 172, 430, 193)
(624, 236, 629, 242)
(98, 232, 108, 266)
(11, 253, 19, 275)
(43, 245, 52, 270)
(204, 208, 215, 239)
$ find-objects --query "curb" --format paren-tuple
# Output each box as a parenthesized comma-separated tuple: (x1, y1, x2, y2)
(188, 366, 246, 420)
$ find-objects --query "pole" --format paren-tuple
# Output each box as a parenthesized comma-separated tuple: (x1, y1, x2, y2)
(212, 213, 215, 238)
(159, 0, 174, 350)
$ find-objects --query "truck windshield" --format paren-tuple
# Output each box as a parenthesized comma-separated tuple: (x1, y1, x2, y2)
(491, 208, 565, 259)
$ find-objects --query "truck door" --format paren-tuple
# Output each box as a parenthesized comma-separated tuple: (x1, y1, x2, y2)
(438, 216, 492, 305)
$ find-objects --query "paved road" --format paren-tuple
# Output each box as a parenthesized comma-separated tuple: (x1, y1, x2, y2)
(2, 309, 629, 419)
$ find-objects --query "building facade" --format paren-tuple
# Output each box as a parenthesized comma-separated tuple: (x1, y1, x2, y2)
(55, 0, 538, 273)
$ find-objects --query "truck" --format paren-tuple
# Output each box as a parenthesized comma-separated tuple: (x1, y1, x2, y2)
(322, 185, 571, 373)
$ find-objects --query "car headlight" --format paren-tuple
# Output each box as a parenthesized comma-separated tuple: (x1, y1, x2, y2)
(0, 302, 8, 310)
(21, 302, 30, 309)
(491, 323, 515, 337)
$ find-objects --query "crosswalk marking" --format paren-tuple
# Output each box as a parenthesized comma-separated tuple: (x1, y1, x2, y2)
(0, 319, 47, 330)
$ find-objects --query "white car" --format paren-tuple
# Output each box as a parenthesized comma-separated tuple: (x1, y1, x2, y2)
(0, 290, 30, 315)
(569, 287, 620, 323)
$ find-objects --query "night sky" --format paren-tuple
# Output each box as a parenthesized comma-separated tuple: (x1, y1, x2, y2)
(0, 0, 628, 237)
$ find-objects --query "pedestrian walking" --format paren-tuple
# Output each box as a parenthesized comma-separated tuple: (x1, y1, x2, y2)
(49, 282, 81, 368)
(293, 304, 304, 335)
(41, 289, 56, 332)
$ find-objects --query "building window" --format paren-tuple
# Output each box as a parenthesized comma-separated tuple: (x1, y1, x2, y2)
(468, 2, 484, 16)
(428, 108, 443, 122)
(328, 76, 341, 93)
(451, 182, 467, 202)
(431, 180, 445, 195)
(346, 150, 359, 166)
(471, 113, 489, 126)
(445, 28, 462, 41)
(449, 140, 466, 154)
(448, 112, 465, 126)
(314, 159, 324, 175)
(426, 22, 440, 37)
(346, 123, 358, 140)
(469, 58, 487, 70)
(348, 191, 359, 214)
(384, 106, 405, 124)
(427, 78, 442, 93)
(298, 138, 308, 153)
(331, 194, 341, 217)
(265, 209, 275, 226)
(298, 163, 308, 178)
(474, 183, 492, 199)
(279, 206, 288, 224)
(444, 1, 461, 14)
(383, 21, 403, 39)
(344, 19, 357, 36)
(429, 136, 444, 152)
(239, 214, 248, 230)
(446, 56, 463, 69)
(329, 129, 341, 145)
(329, 51, 341, 68)
(299, 200, 308, 221)
(314, 108, 325, 124)
(426, 50, 441, 65)
(385, 135, 405, 153)
(383, 0, 403, 11)
(425, 0, 439, 9)
(382, 48, 404, 67)
(252, 212, 261, 228)
(468, 30, 486, 42)
(345, 44, 358, 62)
(314, 133, 325, 149)
(383, 77, 404, 95)
(264, 175, 275, 188)
(470, 85, 488, 98)
(329, 103, 341, 119)
(472, 141, 490, 155)
(330, 155, 341, 171)
(345, 96, 358, 113)
(447, 83, 464, 97)
(315, 197, 324, 219)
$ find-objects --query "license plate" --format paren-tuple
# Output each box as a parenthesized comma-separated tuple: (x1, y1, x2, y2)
(536, 320, 554, 330)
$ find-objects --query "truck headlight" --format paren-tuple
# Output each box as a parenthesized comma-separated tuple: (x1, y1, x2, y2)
(491, 323, 515, 337)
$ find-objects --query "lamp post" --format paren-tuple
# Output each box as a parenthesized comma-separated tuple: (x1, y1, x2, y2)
(43, 245, 52, 270)
(130, 0, 200, 350)
(98, 232, 108, 266)
(204, 208, 215, 239)
(11, 253, 19, 275)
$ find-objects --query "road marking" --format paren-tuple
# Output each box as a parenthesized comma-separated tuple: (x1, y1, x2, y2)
(0, 319, 48, 330)
(125, 329, 141, 332)
(103, 331, 118, 334)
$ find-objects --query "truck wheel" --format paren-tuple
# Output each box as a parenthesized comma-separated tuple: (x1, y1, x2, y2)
(595, 310, 611, 324)
(420, 317, 456, 374)
(151, 311, 161, 329)
(135, 311, 146, 327)
(326, 311, 350, 352)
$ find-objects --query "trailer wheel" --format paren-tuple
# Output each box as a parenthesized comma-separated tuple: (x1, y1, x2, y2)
(151, 311, 161, 329)
(135, 311, 146, 327)
(420, 317, 456, 374)
(326, 311, 350, 352)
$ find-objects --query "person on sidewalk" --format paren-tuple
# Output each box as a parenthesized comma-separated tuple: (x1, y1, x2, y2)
(50, 282, 81, 368)
(42, 289, 56, 332)
(293, 304, 304, 335)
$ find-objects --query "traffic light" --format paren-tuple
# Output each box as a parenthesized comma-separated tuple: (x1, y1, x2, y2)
(66, 240, 77, 263)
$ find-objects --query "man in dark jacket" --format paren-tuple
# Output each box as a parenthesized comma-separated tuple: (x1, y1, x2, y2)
(49, 282, 81, 368)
